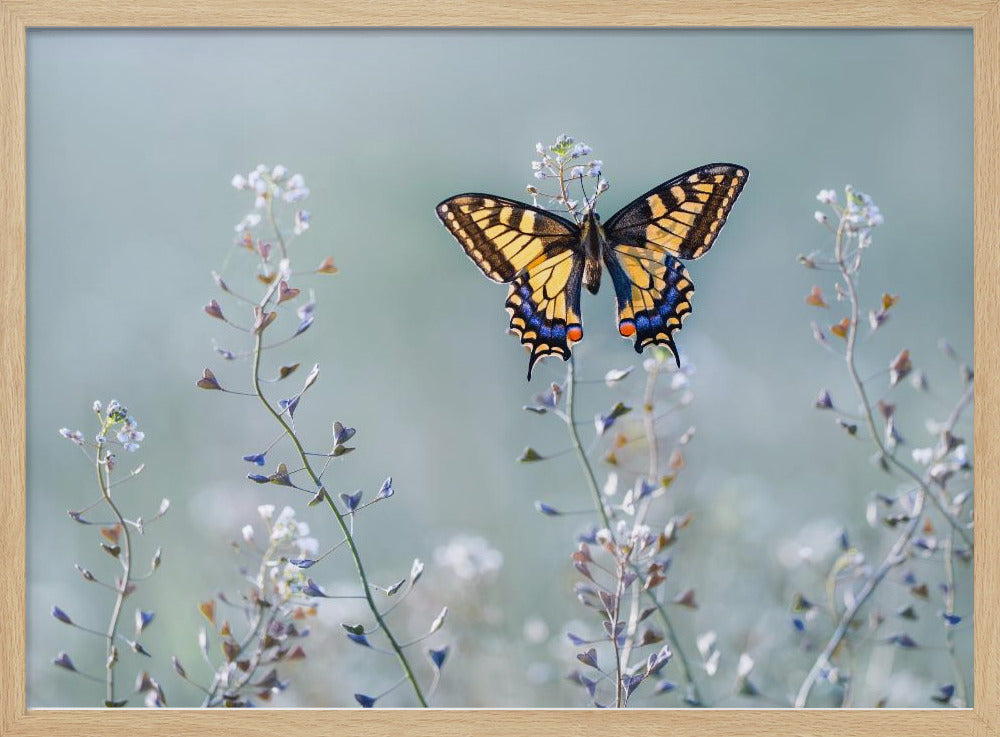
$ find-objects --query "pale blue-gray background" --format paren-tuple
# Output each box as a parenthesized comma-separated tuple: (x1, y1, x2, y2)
(26, 29, 972, 707)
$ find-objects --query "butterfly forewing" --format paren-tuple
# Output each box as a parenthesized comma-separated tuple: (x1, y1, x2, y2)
(436, 194, 579, 282)
(436, 195, 586, 378)
(604, 164, 748, 259)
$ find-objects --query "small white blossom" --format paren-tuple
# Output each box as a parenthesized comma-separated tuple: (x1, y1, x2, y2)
(296, 536, 319, 558)
(294, 209, 310, 236)
(231, 174, 248, 190)
(814, 211, 828, 224)
(696, 630, 717, 659)
(816, 189, 837, 204)
(434, 534, 503, 581)
(277, 258, 292, 281)
(59, 428, 85, 444)
(241, 524, 255, 543)
(283, 187, 310, 204)
(116, 416, 144, 452)
(270, 164, 287, 181)
(257, 504, 276, 521)
(737, 652, 755, 679)
(235, 213, 262, 232)
(270, 505, 299, 544)
(523, 617, 550, 643)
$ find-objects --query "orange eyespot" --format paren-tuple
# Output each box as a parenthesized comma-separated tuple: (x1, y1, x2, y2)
(619, 320, 636, 337)
(567, 325, 583, 342)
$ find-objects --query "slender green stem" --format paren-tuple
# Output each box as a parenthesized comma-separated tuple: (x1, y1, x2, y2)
(943, 531, 968, 707)
(564, 355, 704, 706)
(619, 359, 661, 673)
(240, 206, 427, 706)
(610, 559, 624, 708)
(265, 195, 288, 261)
(566, 356, 611, 530)
(95, 446, 132, 706)
(250, 329, 428, 707)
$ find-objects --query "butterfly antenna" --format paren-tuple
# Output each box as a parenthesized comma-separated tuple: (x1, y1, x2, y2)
(577, 173, 591, 214)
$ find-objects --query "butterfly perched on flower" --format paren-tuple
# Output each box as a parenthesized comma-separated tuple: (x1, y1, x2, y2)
(436, 163, 748, 379)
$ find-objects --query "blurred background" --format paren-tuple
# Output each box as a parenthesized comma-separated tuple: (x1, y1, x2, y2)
(26, 29, 973, 708)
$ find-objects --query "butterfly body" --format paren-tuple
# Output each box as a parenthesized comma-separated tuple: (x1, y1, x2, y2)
(437, 163, 748, 379)
(579, 211, 605, 295)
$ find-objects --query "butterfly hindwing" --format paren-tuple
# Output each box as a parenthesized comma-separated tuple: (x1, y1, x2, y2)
(436, 195, 585, 378)
(506, 250, 585, 379)
(604, 164, 748, 259)
(604, 246, 694, 361)
(436, 194, 579, 283)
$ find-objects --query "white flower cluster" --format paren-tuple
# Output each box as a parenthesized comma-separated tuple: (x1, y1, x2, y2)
(526, 135, 607, 220)
(231, 164, 311, 234)
(814, 185, 884, 248)
(252, 505, 320, 599)
(433, 534, 503, 581)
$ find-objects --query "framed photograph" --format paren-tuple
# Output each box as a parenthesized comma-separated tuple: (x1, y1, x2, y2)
(1, 2, 996, 735)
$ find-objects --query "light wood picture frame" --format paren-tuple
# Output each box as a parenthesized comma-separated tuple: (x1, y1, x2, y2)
(1, 1, 997, 735)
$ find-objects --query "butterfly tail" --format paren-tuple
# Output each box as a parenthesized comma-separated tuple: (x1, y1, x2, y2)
(604, 250, 692, 365)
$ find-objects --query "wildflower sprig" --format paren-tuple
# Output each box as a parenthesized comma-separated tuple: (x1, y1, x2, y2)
(527, 134, 608, 223)
(55, 400, 168, 707)
(794, 186, 973, 707)
(173, 504, 317, 707)
(194, 164, 442, 706)
(519, 137, 709, 707)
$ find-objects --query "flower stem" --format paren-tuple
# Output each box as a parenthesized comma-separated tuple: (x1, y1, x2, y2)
(835, 223, 972, 550)
(95, 447, 132, 706)
(566, 355, 611, 531)
(250, 329, 427, 707)
(564, 354, 703, 706)
(796, 222, 974, 706)
(794, 503, 922, 708)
